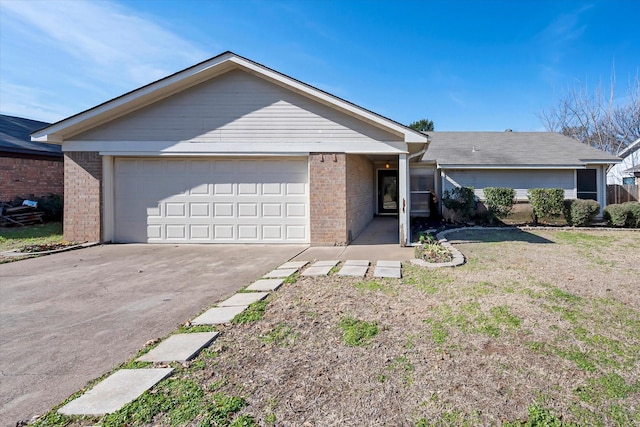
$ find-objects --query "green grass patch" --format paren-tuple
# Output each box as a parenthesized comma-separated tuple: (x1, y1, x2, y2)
(232, 300, 268, 324)
(353, 279, 395, 294)
(575, 373, 640, 403)
(402, 264, 453, 294)
(0, 222, 63, 251)
(339, 316, 379, 346)
(282, 271, 300, 284)
(503, 403, 570, 426)
(260, 323, 298, 346)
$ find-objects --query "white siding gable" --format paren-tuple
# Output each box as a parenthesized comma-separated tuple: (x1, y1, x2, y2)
(72, 70, 399, 144)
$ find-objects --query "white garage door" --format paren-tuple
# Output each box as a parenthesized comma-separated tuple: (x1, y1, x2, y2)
(114, 158, 309, 243)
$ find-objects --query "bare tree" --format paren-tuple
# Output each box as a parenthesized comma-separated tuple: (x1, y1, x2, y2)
(540, 72, 640, 155)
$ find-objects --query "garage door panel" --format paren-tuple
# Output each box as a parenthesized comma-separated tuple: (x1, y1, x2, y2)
(114, 158, 309, 243)
(189, 203, 210, 217)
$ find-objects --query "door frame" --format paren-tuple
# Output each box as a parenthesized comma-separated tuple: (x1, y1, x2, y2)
(377, 168, 399, 215)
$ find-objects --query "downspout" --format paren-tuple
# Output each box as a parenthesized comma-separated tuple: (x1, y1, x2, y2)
(408, 142, 429, 161)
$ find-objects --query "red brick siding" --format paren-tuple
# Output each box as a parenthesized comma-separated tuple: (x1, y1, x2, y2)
(0, 156, 63, 201)
(64, 152, 102, 242)
(309, 153, 347, 245)
(345, 154, 374, 241)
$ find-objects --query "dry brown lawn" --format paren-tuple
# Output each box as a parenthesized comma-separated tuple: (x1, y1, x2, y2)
(41, 228, 640, 427)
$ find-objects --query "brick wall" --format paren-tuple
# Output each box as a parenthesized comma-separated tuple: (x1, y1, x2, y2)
(345, 154, 374, 241)
(0, 156, 63, 201)
(309, 153, 347, 245)
(64, 152, 102, 242)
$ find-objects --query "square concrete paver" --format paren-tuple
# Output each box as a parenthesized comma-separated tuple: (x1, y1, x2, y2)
(192, 305, 247, 325)
(344, 260, 370, 266)
(58, 368, 173, 415)
(374, 266, 402, 278)
(218, 292, 269, 307)
(302, 266, 332, 276)
(137, 332, 219, 363)
(312, 260, 340, 267)
(246, 278, 284, 291)
(338, 264, 368, 277)
(278, 261, 308, 269)
(263, 268, 298, 278)
(376, 260, 401, 268)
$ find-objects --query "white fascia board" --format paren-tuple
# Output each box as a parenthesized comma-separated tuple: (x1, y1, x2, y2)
(436, 164, 586, 170)
(66, 140, 407, 155)
(580, 159, 622, 164)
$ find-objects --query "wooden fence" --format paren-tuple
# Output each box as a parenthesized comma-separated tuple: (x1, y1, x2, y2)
(607, 184, 640, 204)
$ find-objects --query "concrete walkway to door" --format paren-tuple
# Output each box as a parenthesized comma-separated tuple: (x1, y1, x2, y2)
(0, 244, 305, 426)
(292, 216, 415, 261)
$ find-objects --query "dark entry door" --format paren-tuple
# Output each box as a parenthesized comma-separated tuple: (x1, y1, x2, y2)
(378, 170, 398, 214)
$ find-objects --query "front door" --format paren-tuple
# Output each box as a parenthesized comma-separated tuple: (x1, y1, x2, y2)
(378, 170, 398, 214)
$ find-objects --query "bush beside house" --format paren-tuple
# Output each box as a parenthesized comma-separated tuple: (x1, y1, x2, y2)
(527, 188, 565, 224)
(604, 202, 640, 228)
(563, 199, 600, 226)
(483, 187, 516, 222)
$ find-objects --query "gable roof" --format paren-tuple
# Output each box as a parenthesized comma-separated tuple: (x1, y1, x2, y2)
(32, 51, 427, 145)
(421, 132, 621, 168)
(0, 114, 61, 157)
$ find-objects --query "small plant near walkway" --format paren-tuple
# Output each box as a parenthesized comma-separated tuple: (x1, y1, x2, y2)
(414, 233, 453, 263)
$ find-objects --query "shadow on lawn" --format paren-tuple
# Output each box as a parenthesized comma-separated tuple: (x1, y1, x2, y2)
(444, 227, 554, 244)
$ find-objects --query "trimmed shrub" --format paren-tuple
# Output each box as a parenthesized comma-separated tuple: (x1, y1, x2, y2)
(35, 194, 64, 221)
(483, 187, 516, 219)
(603, 204, 628, 227)
(527, 188, 565, 224)
(442, 186, 475, 221)
(563, 199, 599, 226)
(622, 202, 640, 228)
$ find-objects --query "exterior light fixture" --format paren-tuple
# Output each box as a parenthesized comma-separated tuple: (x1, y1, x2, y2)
(385, 162, 390, 169)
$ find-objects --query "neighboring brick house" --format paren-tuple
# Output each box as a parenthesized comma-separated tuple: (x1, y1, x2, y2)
(0, 114, 62, 201)
(32, 52, 619, 246)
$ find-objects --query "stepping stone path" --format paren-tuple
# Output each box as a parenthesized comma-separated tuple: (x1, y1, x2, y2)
(58, 368, 173, 415)
(56, 259, 309, 417)
(374, 260, 402, 278)
(217, 292, 269, 307)
(302, 260, 339, 276)
(137, 332, 219, 363)
(299, 260, 402, 278)
(338, 260, 369, 277)
(246, 278, 284, 291)
(191, 305, 248, 325)
(263, 268, 298, 278)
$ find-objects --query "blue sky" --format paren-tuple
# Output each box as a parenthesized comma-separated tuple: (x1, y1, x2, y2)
(1, 0, 638, 131)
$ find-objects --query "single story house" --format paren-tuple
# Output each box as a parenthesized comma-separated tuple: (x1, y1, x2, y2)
(607, 138, 640, 186)
(31, 52, 620, 246)
(0, 114, 61, 201)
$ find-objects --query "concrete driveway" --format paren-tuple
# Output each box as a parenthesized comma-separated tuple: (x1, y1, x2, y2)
(0, 243, 305, 425)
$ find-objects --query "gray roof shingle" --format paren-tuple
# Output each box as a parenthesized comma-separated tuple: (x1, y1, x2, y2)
(421, 132, 620, 167)
(0, 114, 60, 157)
